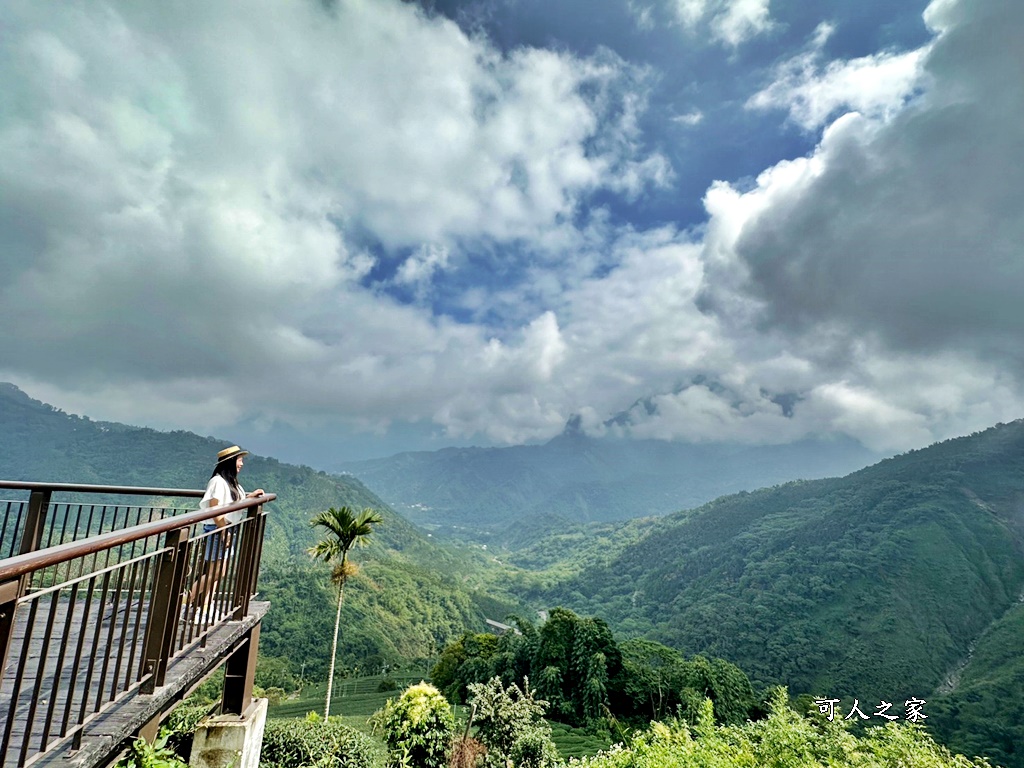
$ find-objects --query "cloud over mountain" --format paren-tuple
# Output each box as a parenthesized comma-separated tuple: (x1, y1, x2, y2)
(1, 0, 1020, 459)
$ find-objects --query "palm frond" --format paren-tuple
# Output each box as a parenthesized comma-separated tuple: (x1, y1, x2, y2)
(309, 506, 383, 560)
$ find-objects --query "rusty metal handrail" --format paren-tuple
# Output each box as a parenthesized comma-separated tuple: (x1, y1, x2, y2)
(0, 481, 210, 562)
(0, 484, 274, 766)
(0, 494, 275, 582)
(0, 481, 205, 497)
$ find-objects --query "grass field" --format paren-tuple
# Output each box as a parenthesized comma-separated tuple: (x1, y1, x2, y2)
(548, 721, 616, 759)
(269, 676, 428, 721)
(267, 675, 615, 760)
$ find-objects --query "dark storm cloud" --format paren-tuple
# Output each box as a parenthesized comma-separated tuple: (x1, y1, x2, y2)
(731, 0, 1024, 365)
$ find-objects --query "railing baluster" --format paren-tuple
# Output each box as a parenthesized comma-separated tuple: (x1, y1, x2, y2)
(0, 502, 9, 557)
(21, 591, 60, 763)
(64, 505, 83, 583)
(40, 581, 78, 749)
(182, 535, 207, 647)
(42, 501, 57, 549)
(127, 557, 153, 686)
(61, 577, 96, 738)
(0, 502, 21, 559)
(2, 597, 39, 761)
(58, 502, 71, 548)
(96, 566, 126, 708)
(76, 570, 112, 733)
(110, 558, 140, 700)
(83, 503, 97, 538)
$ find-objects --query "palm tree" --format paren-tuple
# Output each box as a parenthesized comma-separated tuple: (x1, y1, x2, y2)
(308, 506, 383, 719)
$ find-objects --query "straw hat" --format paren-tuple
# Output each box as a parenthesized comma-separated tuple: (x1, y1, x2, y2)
(216, 445, 249, 463)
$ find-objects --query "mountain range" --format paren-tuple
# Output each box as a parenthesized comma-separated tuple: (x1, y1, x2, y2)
(2, 382, 1022, 766)
(513, 421, 1024, 767)
(338, 417, 881, 539)
(0, 382, 504, 678)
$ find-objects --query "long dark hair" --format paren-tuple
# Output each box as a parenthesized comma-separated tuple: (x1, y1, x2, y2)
(211, 459, 242, 502)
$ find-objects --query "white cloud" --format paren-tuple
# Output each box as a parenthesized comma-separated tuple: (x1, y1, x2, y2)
(396, 244, 451, 287)
(0, 0, 668, 443)
(712, 0, 773, 47)
(670, 0, 773, 46)
(671, 111, 705, 127)
(748, 22, 929, 130)
(687, 0, 1024, 449)
(627, 0, 657, 31)
(2, 0, 1023, 459)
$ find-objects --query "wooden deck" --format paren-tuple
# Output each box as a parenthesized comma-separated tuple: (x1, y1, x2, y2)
(1, 598, 268, 768)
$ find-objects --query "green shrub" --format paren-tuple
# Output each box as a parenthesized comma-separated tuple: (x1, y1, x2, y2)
(468, 677, 560, 768)
(567, 690, 989, 768)
(260, 713, 376, 768)
(163, 701, 212, 760)
(114, 730, 189, 768)
(371, 682, 455, 768)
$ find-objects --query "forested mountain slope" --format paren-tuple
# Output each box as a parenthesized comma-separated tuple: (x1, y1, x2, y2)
(0, 383, 507, 675)
(928, 600, 1024, 768)
(338, 421, 879, 539)
(524, 420, 1024, 764)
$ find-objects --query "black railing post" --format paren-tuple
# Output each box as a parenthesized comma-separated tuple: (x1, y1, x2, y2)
(221, 623, 260, 716)
(18, 488, 52, 556)
(141, 528, 190, 693)
(17, 488, 51, 594)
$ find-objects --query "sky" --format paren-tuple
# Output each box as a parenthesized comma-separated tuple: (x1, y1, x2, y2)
(1, 0, 1022, 465)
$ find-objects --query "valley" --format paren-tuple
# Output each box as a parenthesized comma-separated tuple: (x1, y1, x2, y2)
(1, 383, 1022, 766)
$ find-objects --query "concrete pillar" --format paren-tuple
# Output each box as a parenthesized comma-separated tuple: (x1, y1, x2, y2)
(189, 698, 268, 768)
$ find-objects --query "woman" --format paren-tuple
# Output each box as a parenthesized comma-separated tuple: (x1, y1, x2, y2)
(186, 445, 264, 623)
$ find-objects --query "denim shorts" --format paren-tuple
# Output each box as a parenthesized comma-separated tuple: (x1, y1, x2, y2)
(203, 523, 230, 561)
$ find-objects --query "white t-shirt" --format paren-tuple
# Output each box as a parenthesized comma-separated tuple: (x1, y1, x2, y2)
(200, 474, 246, 525)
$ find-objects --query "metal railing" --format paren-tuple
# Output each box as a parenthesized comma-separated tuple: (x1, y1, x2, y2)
(0, 482, 274, 767)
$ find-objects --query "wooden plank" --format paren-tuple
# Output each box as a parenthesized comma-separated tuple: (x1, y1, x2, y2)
(0, 598, 268, 768)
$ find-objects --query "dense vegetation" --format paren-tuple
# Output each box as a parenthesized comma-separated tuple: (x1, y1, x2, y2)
(4, 382, 1023, 765)
(515, 422, 1024, 766)
(928, 601, 1024, 768)
(260, 715, 377, 768)
(571, 689, 989, 768)
(0, 383, 512, 683)
(431, 608, 758, 729)
(371, 682, 456, 768)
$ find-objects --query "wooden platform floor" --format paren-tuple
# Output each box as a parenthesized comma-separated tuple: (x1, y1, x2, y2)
(0, 598, 267, 768)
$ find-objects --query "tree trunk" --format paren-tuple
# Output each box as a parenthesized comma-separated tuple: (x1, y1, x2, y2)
(324, 563, 348, 719)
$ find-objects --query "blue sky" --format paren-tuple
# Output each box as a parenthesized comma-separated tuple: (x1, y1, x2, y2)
(1, 0, 1021, 465)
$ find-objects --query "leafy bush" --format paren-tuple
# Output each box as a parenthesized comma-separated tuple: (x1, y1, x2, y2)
(468, 677, 561, 768)
(568, 689, 989, 768)
(377, 675, 399, 692)
(260, 713, 376, 768)
(432, 610, 758, 730)
(371, 682, 456, 768)
(114, 730, 189, 768)
(163, 701, 212, 760)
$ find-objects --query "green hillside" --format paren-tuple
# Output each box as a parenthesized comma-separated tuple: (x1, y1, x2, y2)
(521, 421, 1024, 766)
(5, 382, 1022, 765)
(0, 383, 512, 678)
(928, 601, 1024, 767)
(338, 424, 879, 539)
